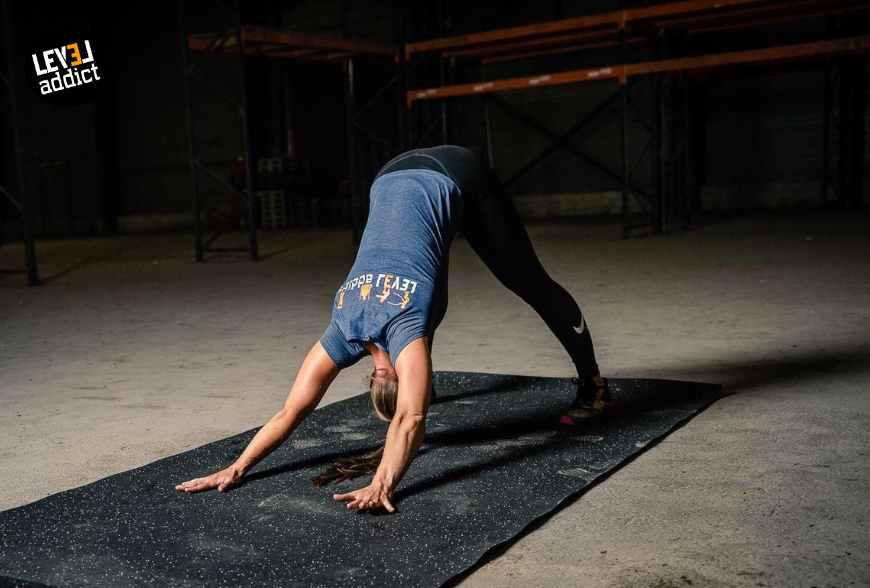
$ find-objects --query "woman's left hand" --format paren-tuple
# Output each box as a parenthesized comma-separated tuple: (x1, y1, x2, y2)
(333, 482, 395, 512)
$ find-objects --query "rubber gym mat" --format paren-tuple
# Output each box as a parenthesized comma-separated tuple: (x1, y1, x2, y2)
(0, 371, 723, 587)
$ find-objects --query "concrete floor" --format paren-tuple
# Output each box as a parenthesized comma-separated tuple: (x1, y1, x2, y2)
(1, 212, 868, 587)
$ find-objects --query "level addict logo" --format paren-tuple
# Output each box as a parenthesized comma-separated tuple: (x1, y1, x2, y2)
(31, 40, 100, 95)
(335, 272, 419, 310)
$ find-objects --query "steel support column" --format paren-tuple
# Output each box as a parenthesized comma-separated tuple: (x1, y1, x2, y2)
(179, 0, 205, 262)
(680, 74, 697, 230)
(620, 17, 633, 239)
(837, 59, 865, 210)
(439, 57, 449, 144)
(687, 79, 705, 223)
(1, 0, 39, 285)
(237, 9, 258, 260)
(483, 66, 495, 168)
(659, 76, 674, 233)
(820, 63, 833, 204)
(181, 1, 259, 262)
(621, 77, 631, 238)
(345, 58, 362, 244)
(395, 0, 409, 152)
(655, 72, 666, 235)
(439, 0, 450, 144)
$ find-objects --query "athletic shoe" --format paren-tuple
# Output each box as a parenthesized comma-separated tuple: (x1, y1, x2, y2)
(559, 374, 610, 425)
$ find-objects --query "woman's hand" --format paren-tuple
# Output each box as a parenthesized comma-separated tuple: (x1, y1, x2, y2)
(333, 481, 396, 513)
(330, 338, 431, 514)
(175, 465, 243, 494)
(175, 341, 339, 496)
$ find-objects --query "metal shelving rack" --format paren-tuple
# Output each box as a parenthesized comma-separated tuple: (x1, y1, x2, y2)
(179, 1, 398, 259)
(403, 0, 870, 237)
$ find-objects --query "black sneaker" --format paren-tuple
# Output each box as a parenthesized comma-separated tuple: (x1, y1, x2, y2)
(560, 374, 610, 425)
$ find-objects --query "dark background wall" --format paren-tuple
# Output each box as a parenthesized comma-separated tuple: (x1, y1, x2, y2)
(1, 0, 867, 238)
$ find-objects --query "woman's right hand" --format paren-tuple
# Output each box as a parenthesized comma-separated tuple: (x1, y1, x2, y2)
(175, 465, 243, 494)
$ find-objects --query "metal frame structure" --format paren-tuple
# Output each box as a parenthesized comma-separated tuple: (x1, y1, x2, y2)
(0, 0, 40, 285)
(404, 0, 870, 237)
(179, 1, 397, 259)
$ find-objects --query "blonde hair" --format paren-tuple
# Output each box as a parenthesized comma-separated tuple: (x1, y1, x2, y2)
(369, 367, 399, 421)
(311, 367, 399, 486)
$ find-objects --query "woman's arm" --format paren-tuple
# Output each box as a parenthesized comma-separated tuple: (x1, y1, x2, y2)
(175, 340, 340, 493)
(333, 337, 431, 511)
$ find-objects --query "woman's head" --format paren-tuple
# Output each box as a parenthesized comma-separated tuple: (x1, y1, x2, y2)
(369, 367, 399, 422)
(364, 341, 399, 421)
(311, 342, 405, 487)
(310, 365, 398, 487)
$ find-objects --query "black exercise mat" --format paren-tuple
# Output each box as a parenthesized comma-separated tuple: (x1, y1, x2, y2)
(0, 371, 723, 588)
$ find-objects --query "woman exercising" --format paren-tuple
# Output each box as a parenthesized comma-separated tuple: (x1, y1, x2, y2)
(175, 145, 608, 512)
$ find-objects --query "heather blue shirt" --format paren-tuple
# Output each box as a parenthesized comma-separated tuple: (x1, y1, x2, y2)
(320, 167, 464, 368)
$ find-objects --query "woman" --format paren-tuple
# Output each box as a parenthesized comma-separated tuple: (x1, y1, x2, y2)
(175, 145, 608, 512)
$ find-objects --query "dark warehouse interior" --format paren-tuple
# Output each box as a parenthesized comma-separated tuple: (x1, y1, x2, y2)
(1, 1, 868, 586)
(2, 0, 868, 278)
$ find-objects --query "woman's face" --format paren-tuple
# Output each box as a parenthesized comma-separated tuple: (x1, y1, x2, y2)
(365, 342, 396, 377)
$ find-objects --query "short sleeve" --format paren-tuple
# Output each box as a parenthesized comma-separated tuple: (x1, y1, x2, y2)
(319, 319, 365, 369)
(386, 309, 429, 364)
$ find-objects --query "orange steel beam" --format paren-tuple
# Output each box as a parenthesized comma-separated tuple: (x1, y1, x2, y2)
(409, 0, 867, 65)
(260, 48, 320, 59)
(684, 1, 870, 34)
(258, 44, 314, 55)
(405, 14, 620, 59)
(475, 1, 870, 65)
(315, 51, 356, 62)
(658, 0, 868, 30)
(188, 26, 396, 59)
(189, 36, 236, 53)
(444, 29, 621, 60)
(404, 0, 770, 58)
(628, 0, 772, 23)
(408, 67, 623, 106)
(407, 35, 870, 107)
(241, 26, 395, 56)
(481, 37, 647, 65)
(254, 49, 353, 62)
(625, 35, 870, 76)
(189, 36, 310, 57)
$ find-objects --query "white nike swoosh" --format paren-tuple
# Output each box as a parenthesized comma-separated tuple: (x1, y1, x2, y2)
(573, 316, 585, 334)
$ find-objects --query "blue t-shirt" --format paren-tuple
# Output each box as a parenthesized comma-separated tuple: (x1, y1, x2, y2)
(320, 167, 464, 368)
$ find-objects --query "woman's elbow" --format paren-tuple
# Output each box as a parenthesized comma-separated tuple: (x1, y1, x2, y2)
(274, 405, 301, 424)
(393, 411, 425, 433)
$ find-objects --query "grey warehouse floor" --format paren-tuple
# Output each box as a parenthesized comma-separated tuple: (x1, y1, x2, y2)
(1, 211, 868, 587)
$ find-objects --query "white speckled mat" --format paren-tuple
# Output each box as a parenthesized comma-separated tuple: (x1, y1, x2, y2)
(0, 371, 722, 588)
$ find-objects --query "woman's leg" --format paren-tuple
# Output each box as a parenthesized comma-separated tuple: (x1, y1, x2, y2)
(460, 169, 600, 381)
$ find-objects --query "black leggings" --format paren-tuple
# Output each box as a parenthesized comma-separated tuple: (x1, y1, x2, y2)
(459, 173, 599, 380)
(377, 146, 600, 380)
